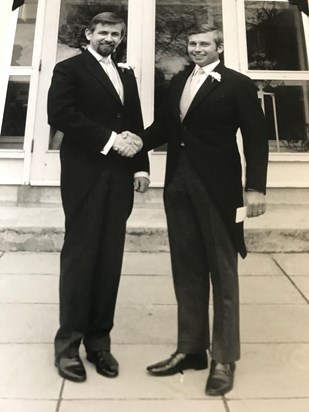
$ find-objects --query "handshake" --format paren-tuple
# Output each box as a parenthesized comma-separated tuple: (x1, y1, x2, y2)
(112, 131, 143, 158)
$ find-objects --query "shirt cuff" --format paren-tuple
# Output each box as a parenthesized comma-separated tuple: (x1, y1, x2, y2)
(134, 171, 150, 180)
(101, 131, 117, 155)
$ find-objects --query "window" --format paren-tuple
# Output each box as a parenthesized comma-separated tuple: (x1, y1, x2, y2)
(241, 0, 309, 152)
(0, 0, 38, 150)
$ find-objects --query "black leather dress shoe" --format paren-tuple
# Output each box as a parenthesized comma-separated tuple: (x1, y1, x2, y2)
(55, 355, 86, 382)
(205, 360, 236, 396)
(87, 350, 119, 378)
(147, 352, 208, 376)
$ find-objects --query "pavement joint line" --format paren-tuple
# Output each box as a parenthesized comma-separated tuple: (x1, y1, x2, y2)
(0, 397, 59, 401)
(1, 302, 307, 306)
(0, 273, 58, 276)
(223, 396, 231, 412)
(271, 257, 309, 304)
(1, 341, 309, 345)
(55, 379, 65, 412)
(0, 302, 58, 305)
(226, 396, 309, 401)
(60, 397, 214, 401)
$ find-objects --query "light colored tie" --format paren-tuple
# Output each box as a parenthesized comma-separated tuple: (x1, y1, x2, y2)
(179, 67, 206, 121)
(190, 67, 206, 98)
(102, 59, 123, 102)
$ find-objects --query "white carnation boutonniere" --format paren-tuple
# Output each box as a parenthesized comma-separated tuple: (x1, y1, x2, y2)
(209, 71, 221, 83)
(117, 62, 133, 72)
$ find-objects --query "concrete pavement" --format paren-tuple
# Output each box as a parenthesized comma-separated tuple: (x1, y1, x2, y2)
(0, 251, 309, 412)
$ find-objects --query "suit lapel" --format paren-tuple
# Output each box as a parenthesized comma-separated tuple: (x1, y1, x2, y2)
(184, 62, 225, 120)
(82, 50, 122, 104)
(115, 63, 130, 106)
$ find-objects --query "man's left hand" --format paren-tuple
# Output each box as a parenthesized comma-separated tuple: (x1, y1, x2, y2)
(245, 190, 266, 218)
(134, 177, 150, 193)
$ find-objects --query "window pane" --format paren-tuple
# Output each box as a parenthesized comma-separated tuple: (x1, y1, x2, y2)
(245, 1, 308, 71)
(255, 80, 309, 152)
(11, 0, 38, 66)
(56, 0, 128, 63)
(154, 0, 223, 151)
(0, 76, 30, 149)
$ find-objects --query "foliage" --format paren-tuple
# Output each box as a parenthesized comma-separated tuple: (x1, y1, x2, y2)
(58, 1, 128, 60)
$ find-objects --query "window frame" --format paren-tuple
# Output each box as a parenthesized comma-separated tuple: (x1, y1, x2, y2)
(236, 0, 309, 157)
(0, 0, 46, 184)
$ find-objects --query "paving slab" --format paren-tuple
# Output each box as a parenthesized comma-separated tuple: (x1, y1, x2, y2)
(227, 344, 309, 399)
(123, 252, 284, 276)
(0, 252, 59, 274)
(118, 276, 176, 305)
(0, 251, 283, 276)
(0, 303, 57, 343)
(2, 302, 307, 345)
(238, 253, 282, 276)
(61, 343, 309, 400)
(122, 252, 172, 275)
(239, 276, 305, 304)
(113, 304, 177, 344)
(0, 344, 61, 399)
(228, 399, 309, 412)
(114, 303, 309, 344)
(0, 274, 58, 304)
(272, 253, 309, 276)
(59, 400, 225, 412)
(0, 249, 307, 409)
(240, 305, 309, 343)
(0, 400, 57, 412)
(1, 343, 308, 404)
(119, 274, 304, 305)
(292, 276, 309, 301)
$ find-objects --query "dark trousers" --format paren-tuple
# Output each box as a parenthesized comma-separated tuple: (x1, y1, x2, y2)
(55, 161, 133, 359)
(164, 149, 240, 364)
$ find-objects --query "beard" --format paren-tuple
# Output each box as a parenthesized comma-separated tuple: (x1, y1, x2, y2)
(97, 42, 115, 57)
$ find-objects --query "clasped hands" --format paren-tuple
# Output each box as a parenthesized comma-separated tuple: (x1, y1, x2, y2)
(113, 131, 143, 157)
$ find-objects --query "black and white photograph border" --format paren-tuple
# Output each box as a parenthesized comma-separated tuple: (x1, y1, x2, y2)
(0, 1, 309, 412)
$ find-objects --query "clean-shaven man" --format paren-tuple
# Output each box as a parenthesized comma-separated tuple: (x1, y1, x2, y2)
(141, 24, 268, 396)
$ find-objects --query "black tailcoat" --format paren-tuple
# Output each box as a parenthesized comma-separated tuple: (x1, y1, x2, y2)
(143, 62, 268, 257)
(48, 50, 149, 223)
(47, 50, 149, 356)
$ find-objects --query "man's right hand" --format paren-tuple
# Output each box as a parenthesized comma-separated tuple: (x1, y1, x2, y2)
(113, 131, 143, 157)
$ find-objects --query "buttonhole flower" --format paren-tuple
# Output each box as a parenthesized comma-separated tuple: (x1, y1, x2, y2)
(209, 71, 221, 83)
(117, 62, 132, 71)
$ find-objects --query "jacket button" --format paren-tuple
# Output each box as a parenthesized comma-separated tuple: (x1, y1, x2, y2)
(117, 113, 121, 118)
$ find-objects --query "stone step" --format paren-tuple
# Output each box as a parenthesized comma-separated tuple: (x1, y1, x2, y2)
(0, 203, 309, 253)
